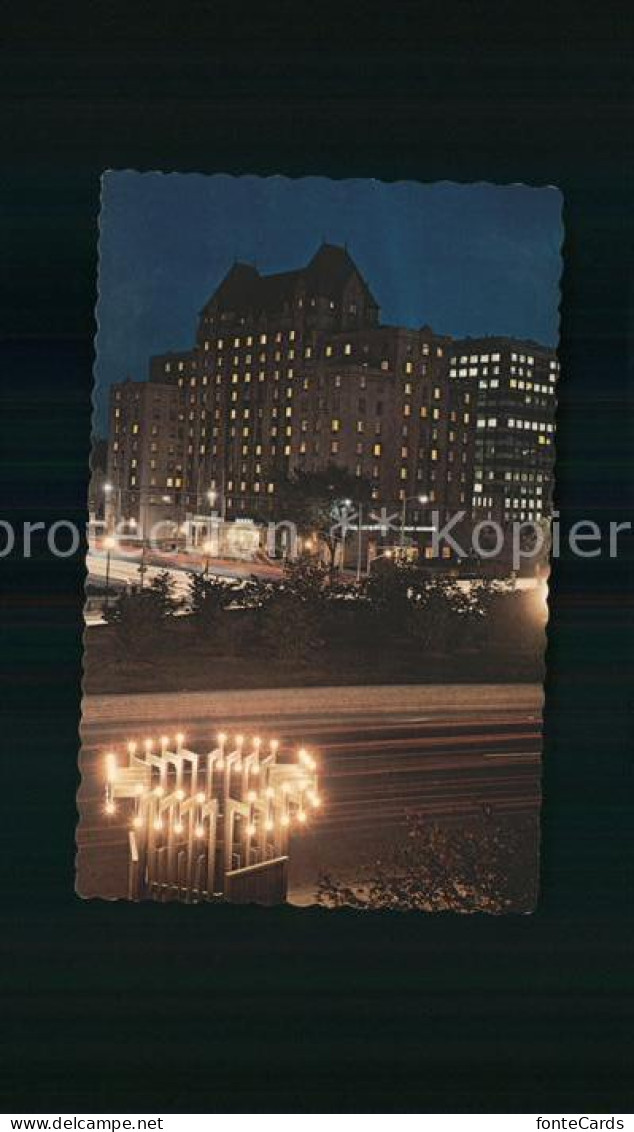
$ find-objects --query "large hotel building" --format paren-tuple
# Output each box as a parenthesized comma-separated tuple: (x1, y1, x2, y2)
(106, 243, 558, 551)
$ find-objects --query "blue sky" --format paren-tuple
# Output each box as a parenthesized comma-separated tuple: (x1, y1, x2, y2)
(94, 173, 562, 433)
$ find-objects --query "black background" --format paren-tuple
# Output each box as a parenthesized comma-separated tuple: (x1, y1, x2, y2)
(1, 0, 632, 1112)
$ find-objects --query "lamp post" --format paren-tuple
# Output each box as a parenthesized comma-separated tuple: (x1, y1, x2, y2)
(355, 501, 364, 583)
(103, 481, 113, 531)
(138, 542, 147, 590)
(103, 535, 116, 609)
(207, 488, 219, 556)
(202, 539, 213, 577)
(399, 493, 429, 548)
(340, 498, 352, 572)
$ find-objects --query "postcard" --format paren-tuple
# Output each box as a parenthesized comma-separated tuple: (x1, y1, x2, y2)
(77, 173, 562, 910)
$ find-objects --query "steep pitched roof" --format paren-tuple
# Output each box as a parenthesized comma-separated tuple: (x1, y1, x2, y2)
(208, 262, 260, 310)
(304, 243, 377, 306)
(204, 243, 378, 317)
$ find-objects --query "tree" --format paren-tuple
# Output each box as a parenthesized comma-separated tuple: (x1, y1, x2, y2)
(275, 464, 372, 580)
(187, 571, 235, 627)
(104, 570, 180, 658)
(147, 569, 179, 618)
(258, 589, 324, 664)
(316, 808, 538, 914)
(104, 588, 164, 658)
(256, 560, 329, 663)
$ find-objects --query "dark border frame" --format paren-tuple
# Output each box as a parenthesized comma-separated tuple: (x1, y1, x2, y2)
(1, 0, 632, 1111)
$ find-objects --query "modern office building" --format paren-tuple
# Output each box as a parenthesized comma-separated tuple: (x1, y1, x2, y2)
(448, 338, 558, 524)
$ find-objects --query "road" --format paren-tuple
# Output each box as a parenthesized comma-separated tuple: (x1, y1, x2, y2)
(77, 684, 542, 905)
(87, 547, 281, 587)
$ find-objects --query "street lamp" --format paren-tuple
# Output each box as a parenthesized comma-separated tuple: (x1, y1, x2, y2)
(103, 534, 116, 609)
(400, 493, 429, 548)
(339, 498, 353, 572)
(202, 539, 213, 576)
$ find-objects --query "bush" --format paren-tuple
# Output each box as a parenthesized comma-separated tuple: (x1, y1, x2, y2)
(317, 807, 538, 913)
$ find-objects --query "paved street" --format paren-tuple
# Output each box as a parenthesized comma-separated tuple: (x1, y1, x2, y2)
(77, 683, 542, 905)
(87, 547, 281, 587)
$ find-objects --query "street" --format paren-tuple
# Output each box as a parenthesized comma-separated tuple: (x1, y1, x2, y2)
(77, 683, 542, 905)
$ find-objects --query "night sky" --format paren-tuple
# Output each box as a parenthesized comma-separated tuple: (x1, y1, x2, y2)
(94, 173, 563, 434)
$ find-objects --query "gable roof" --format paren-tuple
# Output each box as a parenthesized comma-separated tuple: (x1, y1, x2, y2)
(203, 243, 378, 317)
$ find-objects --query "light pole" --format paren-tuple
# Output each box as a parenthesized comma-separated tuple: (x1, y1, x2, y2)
(103, 534, 116, 609)
(103, 482, 113, 531)
(202, 539, 213, 577)
(339, 498, 352, 572)
(138, 542, 147, 590)
(207, 488, 218, 556)
(400, 493, 429, 549)
(355, 501, 364, 583)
